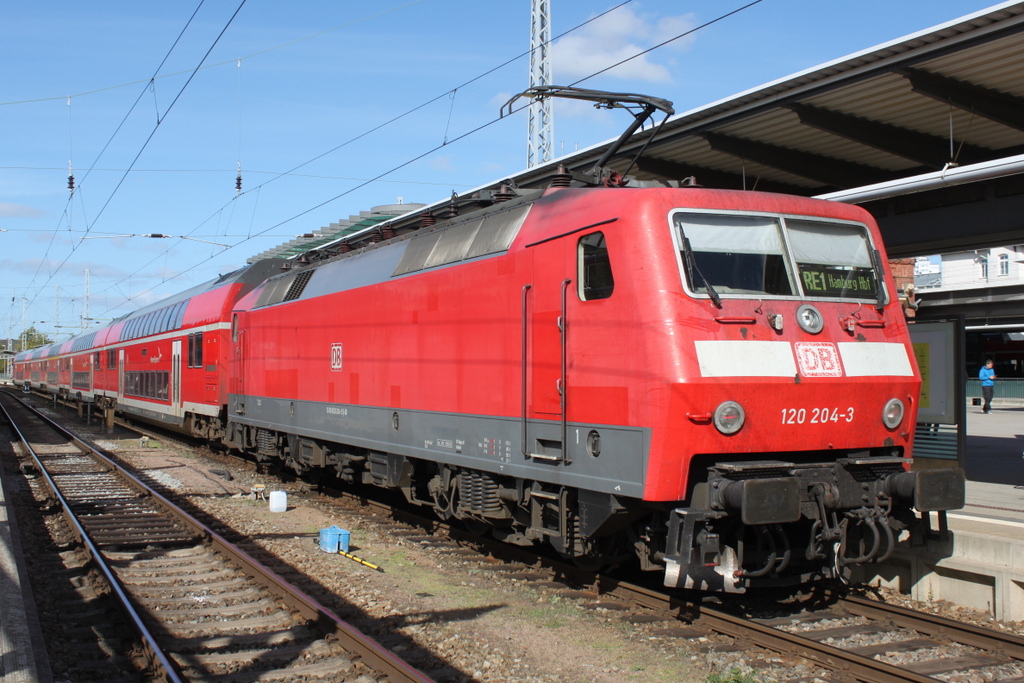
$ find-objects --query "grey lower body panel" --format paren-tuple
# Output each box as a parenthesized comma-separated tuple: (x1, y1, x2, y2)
(121, 403, 186, 429)
(228, 394, 648, 498)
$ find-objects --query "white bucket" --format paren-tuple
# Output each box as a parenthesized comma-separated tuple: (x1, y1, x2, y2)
(269, 490, 287, 512)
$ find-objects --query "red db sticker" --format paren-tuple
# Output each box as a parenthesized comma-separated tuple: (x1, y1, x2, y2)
(794, 342, 842, 377)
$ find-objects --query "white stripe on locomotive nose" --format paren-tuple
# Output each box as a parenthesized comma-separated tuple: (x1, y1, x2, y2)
(694, 341, 797, 377)
(694, 340, 914, 378)
(838, 342, 914, 376)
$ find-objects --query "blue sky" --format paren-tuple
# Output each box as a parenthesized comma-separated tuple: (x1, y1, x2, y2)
(0, 0, 1002, 342)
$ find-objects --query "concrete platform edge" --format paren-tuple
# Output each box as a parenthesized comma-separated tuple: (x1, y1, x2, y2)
(0, 464, 53, 683)
(858, 516, 1024, 622)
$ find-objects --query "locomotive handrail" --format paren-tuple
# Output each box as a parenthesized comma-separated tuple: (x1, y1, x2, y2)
(560, 278, 572, 464)
(521, 283, 531, 460)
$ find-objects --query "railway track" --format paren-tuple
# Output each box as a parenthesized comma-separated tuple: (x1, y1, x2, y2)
(0, 390, 432, 683)
(273, 471, 1024, 683)
(304, 482, 1024, 683)
(20, 391, 1024, 683)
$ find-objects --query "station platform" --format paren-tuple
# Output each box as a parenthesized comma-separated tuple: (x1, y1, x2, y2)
(0, 461, 51, 681)
(866, 401, 1024, 621)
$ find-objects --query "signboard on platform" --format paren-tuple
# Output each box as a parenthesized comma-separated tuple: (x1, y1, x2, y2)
(910, 320, 958, 424)
(909, 318, 965, 466)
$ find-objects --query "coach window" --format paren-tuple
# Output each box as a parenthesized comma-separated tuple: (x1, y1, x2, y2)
(188, 332, 204, 368)
(577, 231, 614, 301)
(158, 306, 172, 333)
(173, 301, 187, 328)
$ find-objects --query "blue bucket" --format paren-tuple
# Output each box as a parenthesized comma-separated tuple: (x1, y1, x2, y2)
(319, 526, 342, 553)
(319, 526, 351, 553)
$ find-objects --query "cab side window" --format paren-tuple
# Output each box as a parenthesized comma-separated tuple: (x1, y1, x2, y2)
(578, 231, 614, 301)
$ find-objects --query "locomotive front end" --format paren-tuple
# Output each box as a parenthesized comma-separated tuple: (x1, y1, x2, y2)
(649, 197, 965, 592)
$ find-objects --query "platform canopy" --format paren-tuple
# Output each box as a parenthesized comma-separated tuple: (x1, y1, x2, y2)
(495, 1, 1024, 259)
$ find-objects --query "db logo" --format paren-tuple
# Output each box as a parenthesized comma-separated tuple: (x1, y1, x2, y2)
(330, 343, 344, 371)
(794, 342, 843, 377)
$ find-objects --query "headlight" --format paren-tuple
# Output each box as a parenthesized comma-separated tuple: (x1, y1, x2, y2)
(883, 398, 904, 429)
(796, 304, 824, 334)
(714, 401, 745, 435)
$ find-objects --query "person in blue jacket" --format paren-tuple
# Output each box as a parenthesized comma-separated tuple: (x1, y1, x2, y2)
(979, 359, 997, 413)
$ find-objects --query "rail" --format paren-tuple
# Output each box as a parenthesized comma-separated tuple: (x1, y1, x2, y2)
(0, 391, 183, 682)
(0, 389, 433, 683)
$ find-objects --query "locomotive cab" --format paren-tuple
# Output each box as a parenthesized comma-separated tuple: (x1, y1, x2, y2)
(645, 197, 965, 591)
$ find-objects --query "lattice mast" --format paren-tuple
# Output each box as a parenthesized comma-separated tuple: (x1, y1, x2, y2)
(528, 0, 553, 168)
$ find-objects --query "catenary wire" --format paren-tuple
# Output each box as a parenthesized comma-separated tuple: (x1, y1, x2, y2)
(22, 1, 213, 308)
(23, 1, 248, 317)
(86, 1, 765, 322)
(0, 1, 431, 108)
(18, 0, 638, 321)
(78, 1, 641, 315)
(25, 1, 763, 330)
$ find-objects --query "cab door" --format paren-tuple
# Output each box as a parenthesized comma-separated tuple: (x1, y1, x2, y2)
(522, 237, 572, 461)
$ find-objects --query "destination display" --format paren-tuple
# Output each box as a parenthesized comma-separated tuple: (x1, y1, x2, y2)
(797, 264, 877, 298)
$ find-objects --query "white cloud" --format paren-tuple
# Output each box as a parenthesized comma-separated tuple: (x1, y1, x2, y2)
(0, 202, 45, 219)
(552, 6, 697, 84)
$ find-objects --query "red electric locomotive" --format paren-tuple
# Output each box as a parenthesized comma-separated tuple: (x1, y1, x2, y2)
(223, 180, 963, 592)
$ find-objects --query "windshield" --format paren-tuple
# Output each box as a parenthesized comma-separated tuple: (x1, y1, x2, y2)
(675, 213, 793, 296)
(786, 219, 878, 299)
(673, 211, 882, 302)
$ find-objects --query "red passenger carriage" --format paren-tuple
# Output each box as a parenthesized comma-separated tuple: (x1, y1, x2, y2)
(13, 261, 282, 435)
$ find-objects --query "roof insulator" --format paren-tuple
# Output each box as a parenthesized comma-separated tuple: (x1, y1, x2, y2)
(550, 165, 572, 188)
(494, 184, 517, 202)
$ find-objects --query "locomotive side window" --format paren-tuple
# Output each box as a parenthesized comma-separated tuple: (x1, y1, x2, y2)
(785, 219, 882, 301)
(578, 231, 614, 300)
(675, 213, 793, 297)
